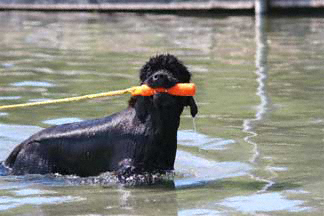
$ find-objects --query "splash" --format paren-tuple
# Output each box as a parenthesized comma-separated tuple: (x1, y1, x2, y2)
(51, 171, 175, 187)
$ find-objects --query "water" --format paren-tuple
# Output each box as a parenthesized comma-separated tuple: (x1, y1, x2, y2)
(0, 11, 323, 215)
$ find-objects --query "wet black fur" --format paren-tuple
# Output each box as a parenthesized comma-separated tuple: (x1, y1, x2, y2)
(4, 54, 198, 177)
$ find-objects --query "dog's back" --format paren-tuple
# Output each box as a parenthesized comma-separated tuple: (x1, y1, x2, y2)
(5, 108, 140, 176)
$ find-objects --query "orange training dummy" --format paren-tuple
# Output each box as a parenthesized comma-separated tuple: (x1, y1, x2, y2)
(0, 83, 196, 110)
(130, 83, 196, 97)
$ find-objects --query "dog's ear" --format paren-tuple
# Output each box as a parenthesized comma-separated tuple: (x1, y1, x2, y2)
(129, 96, 147, 120)
(128, 96, 137, 108)
(186, 97, 198, 118)
(133, 96, 151, 122)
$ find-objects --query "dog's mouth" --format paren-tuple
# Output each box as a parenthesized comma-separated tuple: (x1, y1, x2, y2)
(144, 71, 178, 89)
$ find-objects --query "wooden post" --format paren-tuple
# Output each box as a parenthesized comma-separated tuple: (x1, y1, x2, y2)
(255, 0, 269, 14)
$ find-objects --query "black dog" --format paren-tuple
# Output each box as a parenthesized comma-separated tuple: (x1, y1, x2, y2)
(4, 54, 198, 178)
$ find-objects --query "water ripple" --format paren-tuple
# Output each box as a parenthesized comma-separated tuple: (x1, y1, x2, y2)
(43, 118, 83, 125)
(218, 192, 312, 213)
(178, 130, 235, 151)
(10, 81, 55, 88)
(0, 195, 84, 211)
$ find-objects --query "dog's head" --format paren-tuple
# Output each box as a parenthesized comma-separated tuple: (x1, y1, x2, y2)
(140, 54, 191, 88)
(131, 54, 198, 118)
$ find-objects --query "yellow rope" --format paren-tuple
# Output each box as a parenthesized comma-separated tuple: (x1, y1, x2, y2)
(0, 87, 136, 110)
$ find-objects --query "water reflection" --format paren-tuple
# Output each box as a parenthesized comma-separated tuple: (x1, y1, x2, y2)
(10, 81, 55, 87)
(0, 96, 22, 101)
(42, 117, 83, 125)
(111, 187, 179, 215)
(175, 150, 251, 189)
(179, 208, 221, 216)
(219, 192, 312, 213)
(242, 14, 274, 193)
(178, 130, 235, 150)
(240, 14, 311, 214)
(0, 195, 83, 211)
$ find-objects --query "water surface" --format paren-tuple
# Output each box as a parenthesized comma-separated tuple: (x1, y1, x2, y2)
(0, 12, 323, 215)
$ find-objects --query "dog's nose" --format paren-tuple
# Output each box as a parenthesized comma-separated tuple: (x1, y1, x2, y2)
(146, 71, 176, 88)
(152, 73, 166, 82)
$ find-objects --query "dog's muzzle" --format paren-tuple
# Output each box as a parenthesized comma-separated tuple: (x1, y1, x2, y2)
(145, 71, 177, 89)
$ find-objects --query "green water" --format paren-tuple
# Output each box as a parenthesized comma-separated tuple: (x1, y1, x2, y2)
(0, 12, 323, 215)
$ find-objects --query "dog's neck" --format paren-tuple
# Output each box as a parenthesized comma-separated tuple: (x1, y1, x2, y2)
(130, 95, 184, 172)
